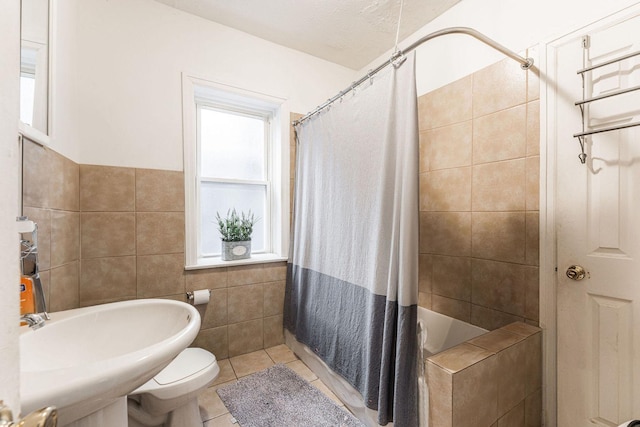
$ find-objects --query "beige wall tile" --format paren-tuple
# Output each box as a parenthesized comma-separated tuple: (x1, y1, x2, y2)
(524, 389, 542, 427)
(22, 207, 51, 271)
(23, 141, 51, 208)
(429, 342, 494, 374)
(49, 261, 79, 311)
(419, 131, 430, 173)
(197, 288, 228, 329)
(431, 295, 471, 323)
(427, 361, 453, 427)
(526, 101, 540, 156)
(425, 121, 473, 170)
(524, 332, 542, 395)
(525, 156, 540, 211)
(419, 291, 432, 309)
(452, 355, 499, 427)
(186, 268, 228, 291)
(263, 314, 284, 348)
(421, 167, 472, 212)
(38, 269, 51, 310)
(419, 254, 433, 294)
(80, 165, 135, 212)
(471, 305, 524, 331)
(525, 213, 539, 266)
(227, 264, 266, 287)
(420, 212, 471, 256)
(228, 319, 264, 357)
(51, 211, 80, 268)
(48, 151, 79, 211)
(263, 262, 287, 282)
(468, 329, 525, 353)
(263, 281, 285, 317)
(471, 259, 526, 317)
(524, 266, 539, 322)
(81, 212, 135, 259)
(472, 159, 525, 212)
(473, 59, 526, 118)
(136, 212, 185, 255)
(136, 253, 185, 297)
(497, 401, 524, 427)
(473, 105, 526, 164)
(500, 322, 541, 338)
(79, 256, 136, 304)
(136, 168, 185, 212)
(49, 151, 79, 211)
(290, 144, 296, 179)
(227, 263, 287, 287)
(228, 284, 264, 323)
(193, 325, 229, 359)
(471, 212, 526, 264)
(497, 340, 527, 416)
(418, 75, 472, 130)
(526, 54, 540, 102)
(432, 255, 471, 301)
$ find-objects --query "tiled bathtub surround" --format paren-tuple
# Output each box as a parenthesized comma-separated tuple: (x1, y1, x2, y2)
(427, 322, 542, 427)
(22, 141, 287, 359)
(417, 52, 540, 329)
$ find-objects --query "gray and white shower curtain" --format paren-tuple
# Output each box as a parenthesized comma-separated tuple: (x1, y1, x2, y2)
(284, 52, 419, 426)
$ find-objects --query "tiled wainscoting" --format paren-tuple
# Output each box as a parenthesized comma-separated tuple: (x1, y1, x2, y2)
(22, 140, 286, 359)
(427, 322, 542, 427)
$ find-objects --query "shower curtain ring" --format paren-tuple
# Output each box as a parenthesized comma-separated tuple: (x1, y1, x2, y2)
(391, 50, 406, 68)
(368, 70, 374, 85)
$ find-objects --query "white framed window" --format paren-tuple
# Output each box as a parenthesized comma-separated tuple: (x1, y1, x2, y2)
(182, 74, 290, 268)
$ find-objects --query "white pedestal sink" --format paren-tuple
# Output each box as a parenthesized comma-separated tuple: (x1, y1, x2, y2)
(20, 299, 201, 426)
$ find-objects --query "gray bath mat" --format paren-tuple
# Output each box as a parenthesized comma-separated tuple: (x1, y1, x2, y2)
(216, 364, 364, 427)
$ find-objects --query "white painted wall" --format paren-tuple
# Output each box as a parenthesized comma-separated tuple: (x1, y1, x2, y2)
(359, 0, 640, 96)
(52, 0, 357, 170)
(0, 0, 22, 416)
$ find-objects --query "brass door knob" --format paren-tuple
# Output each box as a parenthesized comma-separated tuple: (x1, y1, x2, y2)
(566, 265, 587, 281)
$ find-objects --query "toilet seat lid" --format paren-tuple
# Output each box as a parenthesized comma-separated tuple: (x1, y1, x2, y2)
(154, 347, 216, 385)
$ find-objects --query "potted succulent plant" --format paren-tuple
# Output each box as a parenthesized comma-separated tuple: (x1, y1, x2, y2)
(216, 209, 258, 261)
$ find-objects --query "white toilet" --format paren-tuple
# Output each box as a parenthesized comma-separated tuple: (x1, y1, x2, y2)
(127, 347, 220, 427)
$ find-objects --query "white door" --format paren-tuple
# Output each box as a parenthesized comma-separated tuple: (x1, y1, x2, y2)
(553, 11, 640, 427)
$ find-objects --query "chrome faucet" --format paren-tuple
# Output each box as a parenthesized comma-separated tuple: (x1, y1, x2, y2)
(20, 313, 47, 330)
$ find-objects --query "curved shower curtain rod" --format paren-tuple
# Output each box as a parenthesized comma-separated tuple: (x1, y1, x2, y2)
(293, 27, 534, 126)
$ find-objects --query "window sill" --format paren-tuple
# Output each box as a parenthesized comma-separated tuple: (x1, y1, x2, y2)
(184, 253, 289, 270)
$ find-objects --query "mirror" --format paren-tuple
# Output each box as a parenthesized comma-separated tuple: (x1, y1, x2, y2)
(20, 0, 50, 143)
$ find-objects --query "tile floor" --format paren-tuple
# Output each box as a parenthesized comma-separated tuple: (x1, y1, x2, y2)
(198, 344, 349, 426)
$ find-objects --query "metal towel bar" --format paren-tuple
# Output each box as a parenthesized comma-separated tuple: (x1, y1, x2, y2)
(572, 43, 640, 164)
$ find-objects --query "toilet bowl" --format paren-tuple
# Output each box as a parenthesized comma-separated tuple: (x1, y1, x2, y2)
(127, 347, 220, 427)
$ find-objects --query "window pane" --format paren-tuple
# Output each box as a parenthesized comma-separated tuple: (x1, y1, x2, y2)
(200, 181, 266, 256)
(20, 75, 35, 126)
(200, 108, 265, 180)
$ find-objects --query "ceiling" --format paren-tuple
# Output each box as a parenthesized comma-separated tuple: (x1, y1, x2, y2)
(153, 0, 461, 70)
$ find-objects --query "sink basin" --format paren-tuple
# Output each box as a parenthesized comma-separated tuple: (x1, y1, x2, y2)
(20, 299, 200, 425)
